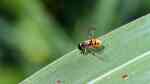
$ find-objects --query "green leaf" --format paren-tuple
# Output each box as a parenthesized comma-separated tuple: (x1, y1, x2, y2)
(20, 14, 150, 84)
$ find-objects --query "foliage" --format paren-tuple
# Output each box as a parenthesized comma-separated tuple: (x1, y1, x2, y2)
(20, 14, 150, 84)
(0, 0, 150, 84)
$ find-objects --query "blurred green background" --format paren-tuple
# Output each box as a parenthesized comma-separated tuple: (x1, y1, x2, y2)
(0, 0, 150, 84)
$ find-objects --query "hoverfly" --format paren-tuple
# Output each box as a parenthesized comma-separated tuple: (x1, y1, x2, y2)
(78, 27, 104, 55)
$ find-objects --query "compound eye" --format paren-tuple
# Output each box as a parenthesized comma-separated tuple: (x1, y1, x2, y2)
(78, 43, 82, 50)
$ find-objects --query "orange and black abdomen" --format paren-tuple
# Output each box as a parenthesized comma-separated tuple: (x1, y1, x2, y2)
(88, 39, 102, 48)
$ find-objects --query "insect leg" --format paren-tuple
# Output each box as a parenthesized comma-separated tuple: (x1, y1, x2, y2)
(80, 48, 87, 55)
(84, 48, 88, 55)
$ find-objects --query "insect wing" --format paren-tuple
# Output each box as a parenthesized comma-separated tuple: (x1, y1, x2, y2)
(88, 26, 96, 39)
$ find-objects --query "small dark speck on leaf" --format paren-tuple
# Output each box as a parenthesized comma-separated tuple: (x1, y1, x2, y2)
(122, 74, 128, 80)
(56, 80, 61, 84)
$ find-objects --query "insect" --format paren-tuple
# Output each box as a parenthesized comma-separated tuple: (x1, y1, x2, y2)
(78, 27, 103, 55)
